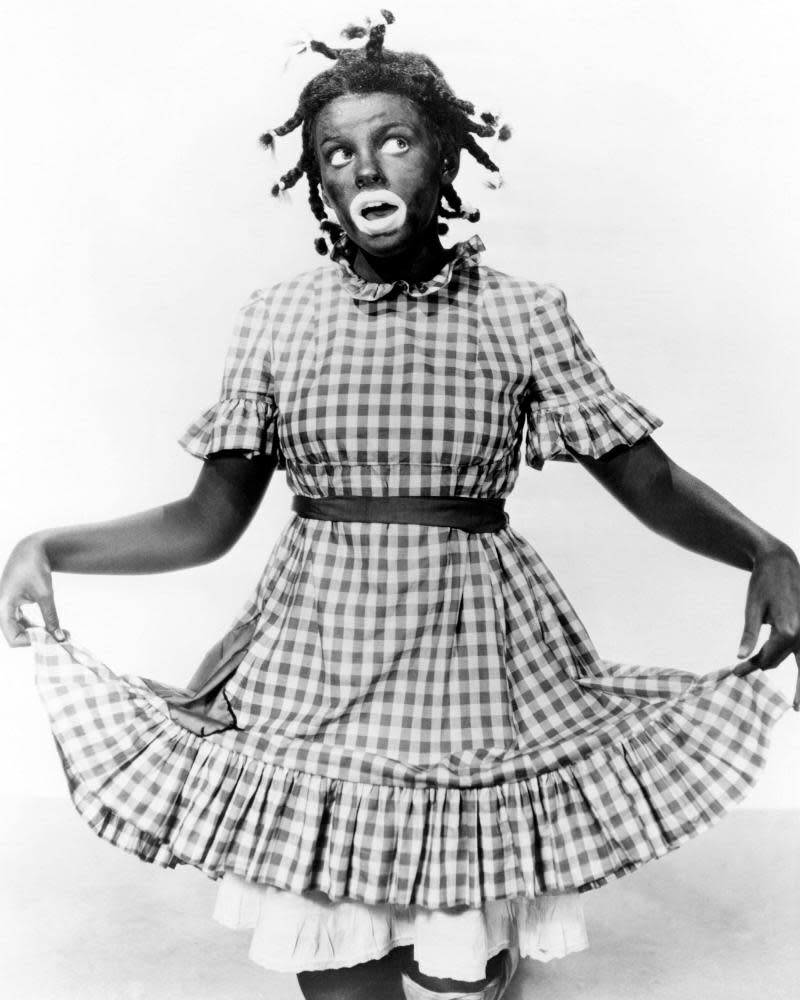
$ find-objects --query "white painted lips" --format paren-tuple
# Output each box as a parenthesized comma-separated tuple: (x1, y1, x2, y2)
(349, 189, 408, 236)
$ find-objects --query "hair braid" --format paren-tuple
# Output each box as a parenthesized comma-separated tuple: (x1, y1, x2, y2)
(365, 23, 386, 60)
(465, 119, 497, 138)
(341, 23, 369, 40)
(441, 184, 463, 217)
(274, 110, 304, 136)
(441, 184, 480, 223)
(433, 85, 475, 118)
(307, 175, 327, 223)
(260, 109, 304, 149)
(463, 133, 500, 174)
(271, 157, 305, 197)
(307, 168, 345, 254)
(309, 40, 341, 61)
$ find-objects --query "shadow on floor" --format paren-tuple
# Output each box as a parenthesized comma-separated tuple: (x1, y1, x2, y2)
(1, 799, 797, 1000)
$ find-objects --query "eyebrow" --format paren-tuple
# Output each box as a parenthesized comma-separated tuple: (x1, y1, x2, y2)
(317, 120, 418, 146)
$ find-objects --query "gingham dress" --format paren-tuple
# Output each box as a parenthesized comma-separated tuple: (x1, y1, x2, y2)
(30, 235, 787, 977)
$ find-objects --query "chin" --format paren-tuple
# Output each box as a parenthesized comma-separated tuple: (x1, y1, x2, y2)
(353, 230, 419, 258)
(364, 240, 410, 258)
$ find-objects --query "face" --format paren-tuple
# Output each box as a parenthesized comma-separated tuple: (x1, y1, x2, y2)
(313, 92, 458, 258)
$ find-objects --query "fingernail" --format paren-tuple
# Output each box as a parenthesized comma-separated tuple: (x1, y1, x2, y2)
(54, 629, 66, 642)
(737, 643, 748, 658)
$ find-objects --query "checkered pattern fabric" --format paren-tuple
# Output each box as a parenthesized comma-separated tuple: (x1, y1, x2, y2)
(31, 236, 788, 914)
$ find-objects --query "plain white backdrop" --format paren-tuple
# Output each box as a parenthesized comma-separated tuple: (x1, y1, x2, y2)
(0, 0, 798, 810)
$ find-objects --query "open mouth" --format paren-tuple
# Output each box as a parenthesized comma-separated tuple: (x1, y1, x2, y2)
(362, 203, 397, 220)
(350, 189, 408, 236)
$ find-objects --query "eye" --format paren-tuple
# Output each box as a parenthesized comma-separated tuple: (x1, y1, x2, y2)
(327, 147, 353, 167)
(383, 136, 409, 154)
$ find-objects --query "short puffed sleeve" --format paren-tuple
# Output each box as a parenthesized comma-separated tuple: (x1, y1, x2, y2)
(524, 285, 662, 470)
(178, 290, 281, 463)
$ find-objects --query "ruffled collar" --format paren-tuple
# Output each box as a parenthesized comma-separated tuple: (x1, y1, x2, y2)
(330, 234, 486, 301)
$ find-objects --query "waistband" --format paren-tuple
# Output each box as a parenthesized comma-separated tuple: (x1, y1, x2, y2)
(291, 495, 509, 533)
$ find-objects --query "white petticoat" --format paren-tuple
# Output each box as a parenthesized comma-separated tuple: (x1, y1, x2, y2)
(213, 876, 589, 980)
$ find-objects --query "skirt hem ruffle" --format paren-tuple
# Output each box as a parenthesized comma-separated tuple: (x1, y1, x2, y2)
(30, 626, 789, 910)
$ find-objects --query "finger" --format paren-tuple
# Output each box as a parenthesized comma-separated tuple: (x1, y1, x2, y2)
(738, 595, 765, 659)
(758, 629, 797, 672)
(794, 652, 800, 712)
(37, 592, 65, 642)
(0, 602, 32, 648)
(15, 608, 34, 629)
(734, 631, 794, 678)
(732, 655, 761, 678)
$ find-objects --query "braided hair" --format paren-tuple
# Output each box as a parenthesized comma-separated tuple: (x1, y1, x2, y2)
(260, 11, 511, 255)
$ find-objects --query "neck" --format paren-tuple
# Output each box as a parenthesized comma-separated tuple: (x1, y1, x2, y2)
(350, 226, 454, 284)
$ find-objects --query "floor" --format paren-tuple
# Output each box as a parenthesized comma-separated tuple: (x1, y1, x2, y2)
(1, 799, 798, 1000)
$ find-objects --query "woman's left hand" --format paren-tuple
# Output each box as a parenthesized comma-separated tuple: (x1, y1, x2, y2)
(576, 439, 800, 706)
(733, 541, 800, 710)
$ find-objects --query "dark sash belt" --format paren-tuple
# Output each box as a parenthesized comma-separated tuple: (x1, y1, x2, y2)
(291, 494, 509, 533)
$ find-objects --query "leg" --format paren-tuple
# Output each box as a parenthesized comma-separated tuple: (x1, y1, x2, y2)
(296, 944, 414, 1000)
(399, 946, 520, 999)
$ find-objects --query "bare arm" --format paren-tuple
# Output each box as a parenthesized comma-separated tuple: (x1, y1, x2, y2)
(575, 437, 800, 700)
(0, 452, 278, 646)
(574, 437, 781, 570)
(38, 452, 278, 573)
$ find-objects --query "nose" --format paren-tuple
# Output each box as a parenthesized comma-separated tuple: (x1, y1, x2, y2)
(355, 152, 386, 189)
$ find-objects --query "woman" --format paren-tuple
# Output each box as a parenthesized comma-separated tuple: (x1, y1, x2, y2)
(1, 11, 798, 1000)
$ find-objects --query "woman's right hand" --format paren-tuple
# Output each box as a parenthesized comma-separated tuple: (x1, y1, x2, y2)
(0, 536, 64, 648)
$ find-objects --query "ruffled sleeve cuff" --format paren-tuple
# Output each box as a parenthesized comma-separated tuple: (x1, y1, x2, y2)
(178, 393, 280, 460)
(525, 389, 663, 470)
